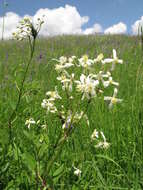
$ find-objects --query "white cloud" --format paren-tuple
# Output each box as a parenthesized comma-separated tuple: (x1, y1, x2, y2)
(104, 22, 127, 34)
(0, 5, 129, 39)
(0, 12, 21, 39)
(34, 5, 89, 36)
(131, 16, 143, 35)
(0, 5, 89, 39)
(83, 23, 102, 35)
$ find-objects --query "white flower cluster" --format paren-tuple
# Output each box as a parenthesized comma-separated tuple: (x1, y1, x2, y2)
(73, 166, 82, 177)
(75, 74, 99, 100)
(91, 129, 110, 149)
(25, 118, 41, 129)
(40, 49, 123, 131)
(13, 16, 44, 41)
(41, 87, 61, 113)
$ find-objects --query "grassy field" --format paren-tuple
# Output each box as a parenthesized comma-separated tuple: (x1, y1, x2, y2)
(0, 35, 143, 189)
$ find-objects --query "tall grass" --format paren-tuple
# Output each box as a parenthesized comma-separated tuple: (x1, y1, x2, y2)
(0, 35, 143, 189)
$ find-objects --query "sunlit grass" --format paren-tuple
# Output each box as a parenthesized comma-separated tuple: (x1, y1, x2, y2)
(0, 35, 143, 189)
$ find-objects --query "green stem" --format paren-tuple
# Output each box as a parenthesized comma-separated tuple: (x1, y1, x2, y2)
(43, 98, 91, 184)
(8, 38, 36, 140)
(46, 134, 67, 176)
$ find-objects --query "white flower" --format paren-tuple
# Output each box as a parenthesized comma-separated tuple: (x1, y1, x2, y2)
(95, 141, 110, 149)
(41, 125, 47, 129)
(74, 111, 84, 121)
(90, 71, 110, 81)
(13, 16, 44, 40)
(75, 74, 99, 99)
(59, 56, 67, 64)
(46, 87, 61, 101)
(103, 77, 119, 88)
(91, 129, 99, 140)
(78, 55, 94, 68)
(68, 56, 76, 63)
(41, 99, 57, 113)
(95, 131, 110, 149)
(25, 118, 36, 129)
(55, 63, 74, 71)
(55, 56, 74, 71)
(57, 72, 74, 91)
(62, 110, 85, 129)
(57, 73, 70, 83)
(102, 49, 122, 64)
(94, 53, 104, 63)
(69, 73, 75, 92)
(104, 88, 123, 109)
(102, 49, 123, 70)
(57, 74, 70, 90)
(73, 167, 82, 177)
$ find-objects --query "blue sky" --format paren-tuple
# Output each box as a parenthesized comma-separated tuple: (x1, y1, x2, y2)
(0, 0, 143, 36)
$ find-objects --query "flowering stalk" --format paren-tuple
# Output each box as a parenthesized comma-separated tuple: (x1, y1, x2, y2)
(8, 17, 44, 140)
(8, 38, 35, 128)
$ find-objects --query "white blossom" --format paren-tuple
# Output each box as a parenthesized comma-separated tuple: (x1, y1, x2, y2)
(78, 55, 94, 68)
(75, 74, 99, 99)
(91, 129, 99, 140)
(25, 118, 36, 129)
(41, 99, 57, 113)
(104, 88, 122, 109)
(102, 49, 123, 70)
(90, 71, 110, 81)
(68, 56, 76, 63)
(13, 16, 44, 40)
(95, 131, 110, 149)
(73, 167, 82, 177)
(55, 56, 74, 71)
(46, 87, 61, 101)
(103, 77, 119, 88)
(94, 53, 104, 63)
(57, 72, 74, 91)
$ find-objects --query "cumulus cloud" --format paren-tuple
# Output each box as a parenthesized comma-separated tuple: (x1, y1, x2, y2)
(104, 22, 127, 34)
(0, 5, 90, 39)
(34, 5, 89, 36)
(0, 12, 21, 39)
(0, 5, 129, 39)
(83, 23, 102, 35)
(131, 16, 143, 35)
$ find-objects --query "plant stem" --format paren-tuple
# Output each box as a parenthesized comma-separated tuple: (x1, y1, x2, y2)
(2, 0, 5, 41)
(8, 38, 36, 140)
(43, 99, 91, 184)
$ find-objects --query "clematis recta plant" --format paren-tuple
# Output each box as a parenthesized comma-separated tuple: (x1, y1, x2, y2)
(28, 50, 123, 188)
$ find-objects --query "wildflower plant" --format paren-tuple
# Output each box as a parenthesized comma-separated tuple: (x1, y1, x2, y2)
(26, 49, 123, 187)
(8, 17, 44, 138)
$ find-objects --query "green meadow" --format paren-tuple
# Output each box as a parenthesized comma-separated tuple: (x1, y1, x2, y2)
(0, 35, 143, 189)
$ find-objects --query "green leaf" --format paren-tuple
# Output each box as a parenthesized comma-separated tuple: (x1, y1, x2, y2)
(0, 127, 9, 145)
(22, 152, 36, 172)
(38, 143, 48, 159)
(53, 164, 64, 177)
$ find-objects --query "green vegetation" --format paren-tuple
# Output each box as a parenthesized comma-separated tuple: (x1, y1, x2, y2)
(0, 35, 143, 189)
